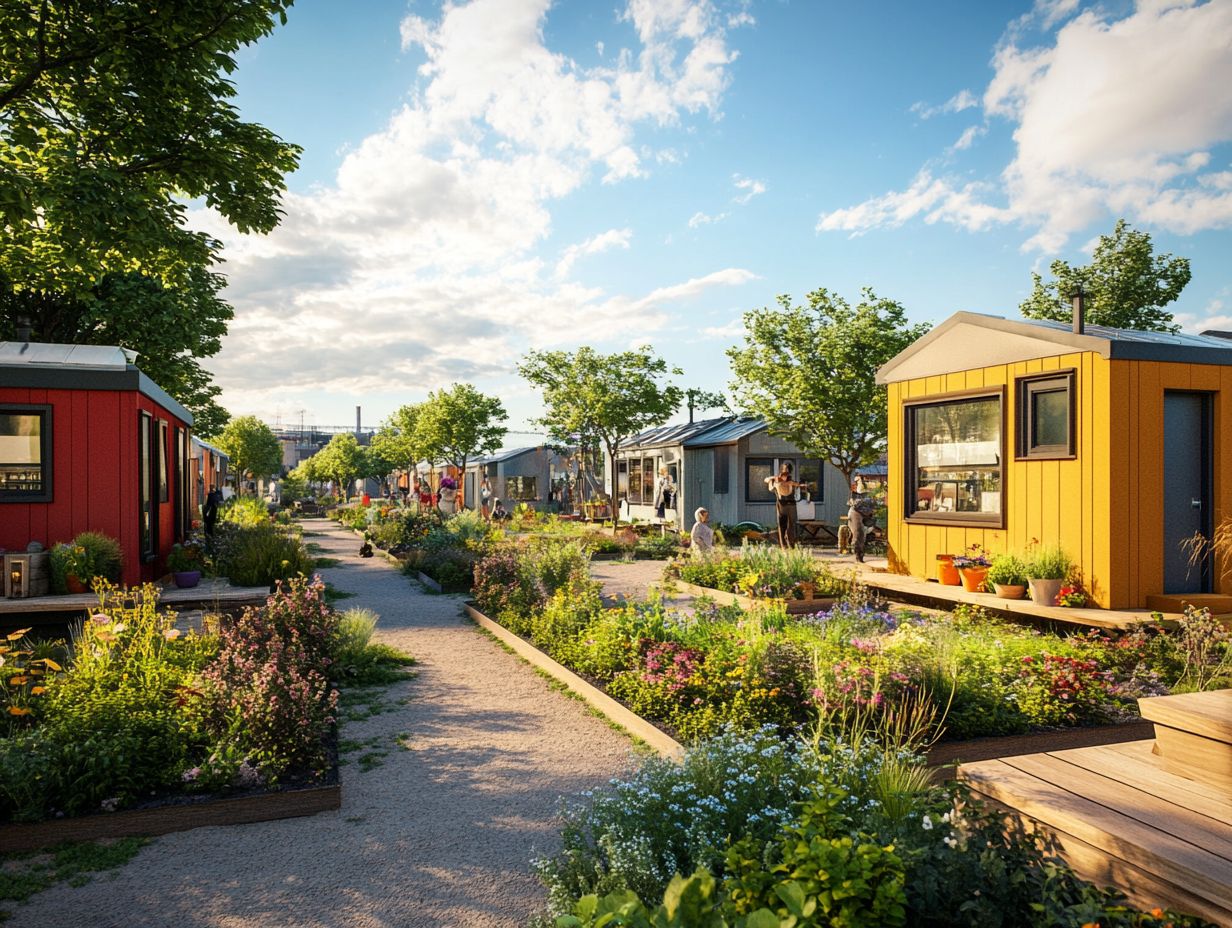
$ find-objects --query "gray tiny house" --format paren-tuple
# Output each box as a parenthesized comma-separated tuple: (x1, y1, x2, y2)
(610, 417, 849, 531)
(464, 446, 569, 513)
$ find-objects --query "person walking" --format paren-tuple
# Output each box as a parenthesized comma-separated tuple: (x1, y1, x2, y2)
(764, 462, 804, 548)
(690, 507, 714, 556)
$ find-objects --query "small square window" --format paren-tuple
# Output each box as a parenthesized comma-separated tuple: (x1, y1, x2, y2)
(0, 406, 52, 502)
(1017, 372, 1076, 459)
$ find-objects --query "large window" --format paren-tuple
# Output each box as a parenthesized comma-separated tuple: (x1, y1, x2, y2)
(797, 458, 825, 502)
(641, 457, 656, 503)
(158, 421, 169, 503)
(713, 448, 730, 494)
(627, 457, 642, 503)
(746, 458, 777, 503)
(139, 412, 154, 559)
(0, 406, 51, 501)
(908, 394, 1002, 523)
(616, 460, 629, 501)
(1017, 372, 1075, 459)
(505, 475, 538, 501)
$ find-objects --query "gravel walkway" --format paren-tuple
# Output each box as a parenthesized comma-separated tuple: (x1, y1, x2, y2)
(9, 518, 637, 928)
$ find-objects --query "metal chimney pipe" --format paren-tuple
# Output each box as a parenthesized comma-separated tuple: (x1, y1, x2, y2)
(355, 405, 362, 437)
(1071, 286, 1085, 335)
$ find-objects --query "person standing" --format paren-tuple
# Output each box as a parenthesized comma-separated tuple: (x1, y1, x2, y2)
(847, 484, 876, 563)
(653, 465, 676, 521)
(690, 507, 714, 556)
(480, 476, 493, 520)
(764, 463, 804, 548)
(438, 477, 457, 515)
(203, 487, 223, 537)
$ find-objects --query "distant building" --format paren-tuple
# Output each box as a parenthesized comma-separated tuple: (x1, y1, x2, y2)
(464, 447, 570, 513)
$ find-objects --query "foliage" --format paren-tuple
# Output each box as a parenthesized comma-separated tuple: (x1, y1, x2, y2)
(672, 546, 845, 599)
(166, 541, 208, 574)
(1173, 606, 1232, 692)
(308, 433, 371, 500)
(1013, 655, 1116, 728)
(0, 1, 298, 430)
(413, 382, 508, 477)
(374, 404, 423, 474)
(209, 521, 312, 588)
(49, 531, 123, 592)
(986, 554, 1029, 588)
(331, 607, 415, 685)
(1019, 220, 1189, 333)
(215, 416, 283, 483)
(727, 288, 930, 483)
(0, 838, 146, 910)
(221, 496, 271, 527)
(198, 577, 339, 783)
(0, 630, 62, 730)
(520, 347, 683, 524)
(1025, 545, 1072, 580)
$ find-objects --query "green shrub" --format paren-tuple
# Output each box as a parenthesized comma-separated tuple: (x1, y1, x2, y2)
(221, 496, 271, 528)
(1026, 545, 1071, 580)
(986, 553, 1028, 587)
(211, 522, 312, 588)
(73, 531, 123, 582)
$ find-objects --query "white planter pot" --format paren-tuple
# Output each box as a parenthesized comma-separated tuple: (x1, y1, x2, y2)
(1027, 578, 1064, 606)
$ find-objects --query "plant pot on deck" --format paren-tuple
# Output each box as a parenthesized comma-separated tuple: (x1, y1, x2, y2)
(1027, 578, 1064, 606)
(993, 583, 1027, 599)
(936, 555, 961, 586)
(959, 567, 989, 593)
(65, 574, 87, 594)
(173, 570, 202, 589)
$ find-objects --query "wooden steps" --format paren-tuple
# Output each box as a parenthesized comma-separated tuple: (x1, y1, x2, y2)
(959, 690, 1232, 926)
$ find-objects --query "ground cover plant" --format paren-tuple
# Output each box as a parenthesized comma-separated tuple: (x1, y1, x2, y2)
(0, 578, 409, 823)
(535, 726, 1209, 928)
(474, 544, 1224, 744)
(670, 545, 847, 600)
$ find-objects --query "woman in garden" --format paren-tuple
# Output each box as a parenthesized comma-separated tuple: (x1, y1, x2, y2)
(437, 477, 457, 515)
(690, 507, 713, 556)
(653, 465, 676, 521)
(480, 476, 493, 520)
(764, 462, 804, 548)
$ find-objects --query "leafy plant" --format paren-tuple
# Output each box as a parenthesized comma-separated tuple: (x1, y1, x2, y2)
(986, 554, 1028, 587)
(1025, 545, 1071, 580)
(166, 541, 208, 574)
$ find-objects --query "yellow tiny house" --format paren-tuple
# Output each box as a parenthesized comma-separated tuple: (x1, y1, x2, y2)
(877, 312, 1232, 610)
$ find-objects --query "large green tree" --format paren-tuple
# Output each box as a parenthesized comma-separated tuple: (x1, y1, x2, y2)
(215, 415, 282, 490)
(0, 0, 300, 427)
(1019, 219, 1190, 334)
(374, 403, 423, 475)
(728, 288, 930, 487)
(519, 347, 683, 524)
(310, 434, 368, 500)
(414, 384, 508, 489)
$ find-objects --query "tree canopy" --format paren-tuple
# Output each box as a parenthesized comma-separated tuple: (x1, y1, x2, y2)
(519, 347, 682, 522)
(373, 404, 423, 475)
(414, 384, 507, 479)
(728, 288, 930, 486)
(0, 0, 301, 429)
(310, 434, 369, 499)
(214, 415, 282, 487)
(1019, 219, 1190, 334)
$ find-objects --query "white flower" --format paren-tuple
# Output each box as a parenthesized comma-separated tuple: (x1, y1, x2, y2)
(921, 814, 933, 830)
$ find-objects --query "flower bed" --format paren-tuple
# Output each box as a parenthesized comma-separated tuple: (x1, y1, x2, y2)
(473, 544, 1227, 746)
(669, 545, 848, 604)
(0, 577, 408, 845)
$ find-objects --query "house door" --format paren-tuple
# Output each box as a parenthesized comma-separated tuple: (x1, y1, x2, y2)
(465, 472, 476, 510)
(1163, 391, 1212, 594)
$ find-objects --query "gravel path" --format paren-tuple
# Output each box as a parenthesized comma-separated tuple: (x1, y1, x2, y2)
(10, 518, 637, 928)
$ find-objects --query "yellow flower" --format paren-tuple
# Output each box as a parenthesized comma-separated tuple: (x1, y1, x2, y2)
(7, 707, 31, 716)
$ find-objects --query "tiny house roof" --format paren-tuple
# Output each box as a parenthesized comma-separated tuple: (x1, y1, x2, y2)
(469, 446, 541, 466)
(0, 340, 193, 425)
(620, 416, 766, 450)
(191, 436, 228, 460)
(876, 312, 1232, 385)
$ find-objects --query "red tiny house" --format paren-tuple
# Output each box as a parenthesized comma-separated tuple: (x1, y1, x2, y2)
(1, 343, 193, 587)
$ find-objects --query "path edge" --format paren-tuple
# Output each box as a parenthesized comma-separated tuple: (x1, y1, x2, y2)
(462, 602, 685, 761)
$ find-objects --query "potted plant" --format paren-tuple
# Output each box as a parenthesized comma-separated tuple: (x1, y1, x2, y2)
(1025, 545, 1071, 606)
(167, 542, 206, 588)
(986, 553, 1028, 599)
(952, 544, 992, 592)
(50, 543, 93, 594)
(936, 553, 961, 586)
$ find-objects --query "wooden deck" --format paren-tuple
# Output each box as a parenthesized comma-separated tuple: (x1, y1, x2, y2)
(960, 691, 1232, 925)
(0, 578, 269, 624)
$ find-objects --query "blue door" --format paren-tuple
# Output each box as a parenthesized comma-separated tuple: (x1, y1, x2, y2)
(1163, 392, 1212, 594)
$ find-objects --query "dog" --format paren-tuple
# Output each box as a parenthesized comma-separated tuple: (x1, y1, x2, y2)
(359, 542, 374, 558)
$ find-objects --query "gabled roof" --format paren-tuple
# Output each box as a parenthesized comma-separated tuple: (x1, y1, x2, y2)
(620, 416, 767, 450)
(470, 446, 539, 466)
(876, 312, 1232, 385)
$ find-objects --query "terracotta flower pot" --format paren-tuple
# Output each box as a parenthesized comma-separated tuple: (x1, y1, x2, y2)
(1028, 578, 1064, 606)
(959, 567, 989, 592)
(994, 583, 1027, 600)
(936, 554, 961, 586)
(65, 574, 87, 594)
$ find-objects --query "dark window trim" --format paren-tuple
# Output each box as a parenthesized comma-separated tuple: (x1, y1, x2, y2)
(1016, 369, 1077, 460)
(797, 457, 826, 503)
(746, 456, 792, 504)
(903, 387, 1006, 529)
(158, 420, 170, 503)
(139, 412, 158, 561)
(713, 447, 730, 495)
(0, 404, 53, 503)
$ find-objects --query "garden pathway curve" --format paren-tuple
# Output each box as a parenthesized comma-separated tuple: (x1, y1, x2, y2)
(9, 517, 637, 928)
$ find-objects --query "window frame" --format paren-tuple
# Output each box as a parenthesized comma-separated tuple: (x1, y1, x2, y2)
(627, 457, 642, 504)
(0, 404, 53, 503)
(745, 457, 781, 504)
(1016, 370, 1077, 460)
(505, 474, 538, 501)
(139, 412, 156, 560)
(796, 458, 825, 503)
(158, 420, 170, 503)
(904, 387, 1006, 529)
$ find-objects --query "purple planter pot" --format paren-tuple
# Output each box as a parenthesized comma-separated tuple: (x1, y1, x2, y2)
(173, 570, 202, 589)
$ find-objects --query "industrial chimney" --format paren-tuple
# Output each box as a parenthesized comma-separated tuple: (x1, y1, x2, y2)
(355, 405, 362, 438)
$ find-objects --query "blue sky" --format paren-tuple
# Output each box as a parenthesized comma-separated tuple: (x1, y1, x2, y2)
(197, 0, 1232, 437)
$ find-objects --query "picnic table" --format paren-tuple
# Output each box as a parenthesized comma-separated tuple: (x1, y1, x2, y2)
(797, 520, 838, 545)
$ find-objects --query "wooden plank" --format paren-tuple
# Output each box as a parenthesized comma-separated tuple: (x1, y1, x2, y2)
(960, 758, 1232, 910)
(1051, 742, 1232, 826)
(927, 722, 1154, 767)
(1140, 691, 1232, 744)
(1007, 751, 1232, 863)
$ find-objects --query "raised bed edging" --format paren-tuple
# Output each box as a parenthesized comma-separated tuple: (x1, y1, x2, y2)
(463, 602, 685, 760)
(463, 603, 1155, 770)
(0, 781, 340, 855)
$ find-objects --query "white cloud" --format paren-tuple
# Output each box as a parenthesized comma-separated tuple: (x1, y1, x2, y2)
(822, 0, 1232, 251)
(948, 125, 985, 152)
(732, 174, 766, 203)
(816, 170, 1012, 234)
(198, 0, 744, 420)
(700, 318, 746, 339)
(688, 210, 728, 228)
(554, 227, 632, 278)
(909, 89, 979, 120)
(1176, 297, 1232, 334)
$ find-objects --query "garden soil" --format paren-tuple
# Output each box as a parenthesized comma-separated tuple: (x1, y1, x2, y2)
(8, 518, 637, 928)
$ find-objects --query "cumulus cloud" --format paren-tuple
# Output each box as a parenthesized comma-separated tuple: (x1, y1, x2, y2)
(688, 210, 728, 227)
(199, 0, 748, 420)
(909, 89, 979, 120)
(821, 0, 1232, 251)
(732, 174, 766, 203)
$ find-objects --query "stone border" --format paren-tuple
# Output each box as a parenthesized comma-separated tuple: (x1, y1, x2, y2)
(0, 780, 339, 855)
(464, 602, 1154, 771)
(463, 602, 685, 760)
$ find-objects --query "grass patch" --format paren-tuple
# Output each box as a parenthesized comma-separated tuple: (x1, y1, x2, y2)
(313, 557, 343, 569)
(0, 838, 146, 916)
(323, 582, 356, 603)
(356, 751, 388, 772)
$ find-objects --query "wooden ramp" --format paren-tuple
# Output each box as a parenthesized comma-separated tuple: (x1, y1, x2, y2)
(960, 692, 1232, 926)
